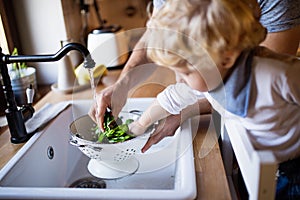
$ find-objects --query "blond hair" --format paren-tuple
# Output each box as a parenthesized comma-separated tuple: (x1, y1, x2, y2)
(146, 0, 266, 68)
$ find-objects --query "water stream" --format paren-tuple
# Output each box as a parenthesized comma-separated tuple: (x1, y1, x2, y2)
(88, 68, 100, 125)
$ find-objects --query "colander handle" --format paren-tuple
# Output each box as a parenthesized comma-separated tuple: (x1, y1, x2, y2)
(69, 139, 86, 148)
(69, 139, 103, 151)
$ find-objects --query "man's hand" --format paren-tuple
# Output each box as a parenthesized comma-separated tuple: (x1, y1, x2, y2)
(141, 114, 181, 153)
(88, 83, 128, 131)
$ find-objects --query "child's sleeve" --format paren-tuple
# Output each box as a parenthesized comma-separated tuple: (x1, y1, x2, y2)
(157, 83, 204, 114)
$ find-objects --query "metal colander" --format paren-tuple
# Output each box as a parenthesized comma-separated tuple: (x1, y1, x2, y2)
(69, 112, 152, 163)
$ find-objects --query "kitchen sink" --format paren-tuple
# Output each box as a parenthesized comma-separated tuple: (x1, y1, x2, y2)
(0, 98, 196, 200)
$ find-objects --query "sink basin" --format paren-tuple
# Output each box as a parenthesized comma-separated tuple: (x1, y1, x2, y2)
(0, 98, 196, 200)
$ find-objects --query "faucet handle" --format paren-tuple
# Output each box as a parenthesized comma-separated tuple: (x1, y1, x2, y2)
(21, 84, 35, 123)
(26, 84, 35, 104)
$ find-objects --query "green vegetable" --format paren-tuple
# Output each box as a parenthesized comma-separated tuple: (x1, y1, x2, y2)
(11, 47, 28, 78)
(95, 111, 135, 143)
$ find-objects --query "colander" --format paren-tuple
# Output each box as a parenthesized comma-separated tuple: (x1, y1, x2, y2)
(69, 111, 153, 179)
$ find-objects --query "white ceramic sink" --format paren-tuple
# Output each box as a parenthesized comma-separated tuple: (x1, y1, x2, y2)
(0, 98, 196, 200)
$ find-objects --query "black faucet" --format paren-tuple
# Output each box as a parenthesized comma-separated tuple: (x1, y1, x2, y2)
(0, 43, 95, 143)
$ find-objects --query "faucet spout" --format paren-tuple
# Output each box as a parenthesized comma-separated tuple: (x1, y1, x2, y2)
(0, 42, 95, 143)
(3, 43, 95, 68)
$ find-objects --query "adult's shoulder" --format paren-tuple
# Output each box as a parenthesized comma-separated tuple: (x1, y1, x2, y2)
(253, 46, 299, 71)
(252, 46, 300, 92)
(258, 0, 300, 32)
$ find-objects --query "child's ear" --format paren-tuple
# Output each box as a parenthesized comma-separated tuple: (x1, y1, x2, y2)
(221, 50, 240, 69)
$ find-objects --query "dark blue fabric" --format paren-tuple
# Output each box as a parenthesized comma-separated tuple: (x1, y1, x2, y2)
(276, 157, 300, 200)
(208, 50, 254, 117)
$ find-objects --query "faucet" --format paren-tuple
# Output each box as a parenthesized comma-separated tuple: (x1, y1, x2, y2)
(0, 43, 95, 143)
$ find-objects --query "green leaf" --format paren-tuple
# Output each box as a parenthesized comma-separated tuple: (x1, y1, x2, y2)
(93, 111, 136, 143)
(10, 47, 28, 77)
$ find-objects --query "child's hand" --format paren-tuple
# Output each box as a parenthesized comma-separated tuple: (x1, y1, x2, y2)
(128, 121, 148, 136)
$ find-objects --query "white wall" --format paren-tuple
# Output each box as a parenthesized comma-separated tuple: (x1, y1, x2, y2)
(11, 0, 150, 85)
(12, 0, 68, 84)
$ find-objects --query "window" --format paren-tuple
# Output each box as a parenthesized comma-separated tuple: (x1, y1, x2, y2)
(0, 0, 21, 54)
(0, 15, 9, 54)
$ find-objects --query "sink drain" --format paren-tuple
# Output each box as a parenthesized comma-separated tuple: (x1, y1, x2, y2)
(70, 177, 106, 188)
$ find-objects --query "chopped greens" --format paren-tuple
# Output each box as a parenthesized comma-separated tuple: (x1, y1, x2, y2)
(93, 111, 135, 143)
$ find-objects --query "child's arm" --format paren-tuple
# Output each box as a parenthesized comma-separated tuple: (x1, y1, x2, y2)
(129, 99, 171, 136)
(130, 83, 208, 136)
(130, 96, 211, 136)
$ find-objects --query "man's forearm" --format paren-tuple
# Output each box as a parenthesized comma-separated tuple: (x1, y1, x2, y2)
(180, 98, 212, 123)
(117, 35, 158, 91)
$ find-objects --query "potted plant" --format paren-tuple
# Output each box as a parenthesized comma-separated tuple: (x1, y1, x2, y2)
(8, 48, 37, 106)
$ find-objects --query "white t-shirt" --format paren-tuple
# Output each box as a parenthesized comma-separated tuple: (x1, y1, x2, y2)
(156, 47, 300, 163)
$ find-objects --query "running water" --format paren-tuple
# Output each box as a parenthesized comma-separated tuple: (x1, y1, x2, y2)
(88, 68, 100, 125)
(88, 68, 96, 99)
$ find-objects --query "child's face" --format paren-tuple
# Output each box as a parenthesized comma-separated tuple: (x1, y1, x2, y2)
(171, 65, 212, 92)
(170, 59, 226, 92)
(170, 50, 240, 92)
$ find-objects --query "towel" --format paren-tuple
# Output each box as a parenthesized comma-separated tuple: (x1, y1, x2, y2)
(25, 101, 71, 134)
